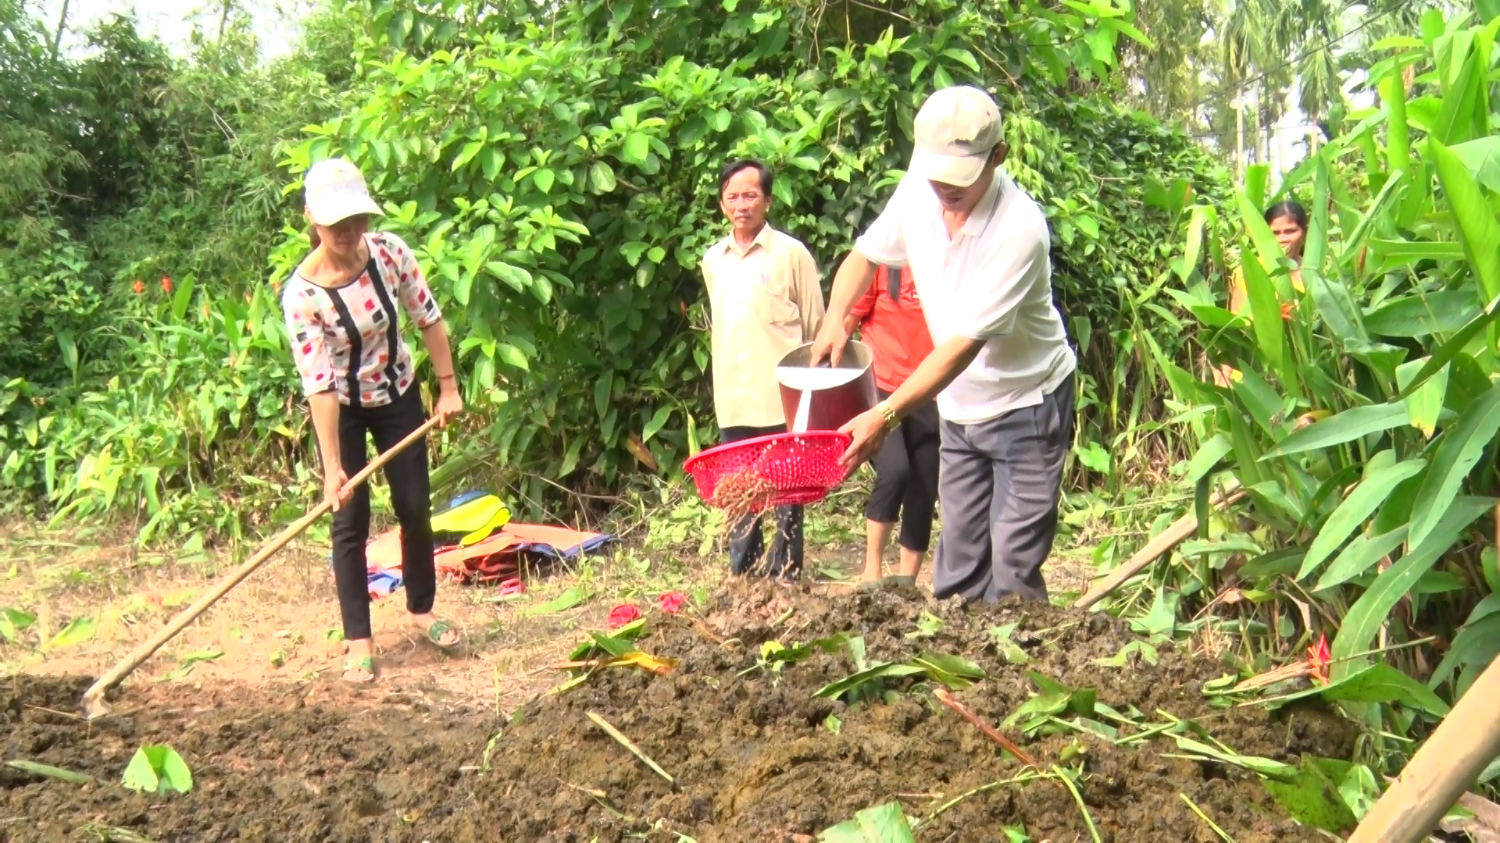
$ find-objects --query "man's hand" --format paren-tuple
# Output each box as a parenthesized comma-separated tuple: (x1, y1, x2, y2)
(435, 384, 464, 427)
(837, 407, 890, 468)
(810, 315, 850, 368)
(323, 464, 352, 512)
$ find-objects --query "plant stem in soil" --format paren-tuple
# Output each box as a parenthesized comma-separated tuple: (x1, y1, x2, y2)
(585, 709, 676, 787)
(933, 688, 1041, 769)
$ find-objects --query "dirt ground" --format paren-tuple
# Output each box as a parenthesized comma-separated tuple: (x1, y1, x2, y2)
(3, 576, 1353, 842)
(0, 508, 1095, 713)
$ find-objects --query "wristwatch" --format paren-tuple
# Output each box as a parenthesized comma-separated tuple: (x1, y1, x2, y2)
(876, 400, 900, 431)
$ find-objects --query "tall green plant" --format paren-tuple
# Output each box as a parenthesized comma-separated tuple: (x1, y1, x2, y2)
(1164, 8, 1500, 738)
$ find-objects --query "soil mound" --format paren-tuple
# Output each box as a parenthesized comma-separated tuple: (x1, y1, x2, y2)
(2, 584, 1353, 842)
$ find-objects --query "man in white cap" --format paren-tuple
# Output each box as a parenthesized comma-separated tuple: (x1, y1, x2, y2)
(809, 85, 1076, 604)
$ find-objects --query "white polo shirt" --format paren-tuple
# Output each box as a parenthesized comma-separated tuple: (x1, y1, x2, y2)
(853, 167, 1076, 425)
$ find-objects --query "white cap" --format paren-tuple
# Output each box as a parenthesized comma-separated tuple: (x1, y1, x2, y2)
(909, 86, 1004, 188)
(304, 158, 383, 226)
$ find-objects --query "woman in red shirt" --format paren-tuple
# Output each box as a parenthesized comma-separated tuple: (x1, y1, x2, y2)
(844, 264, 939, 587)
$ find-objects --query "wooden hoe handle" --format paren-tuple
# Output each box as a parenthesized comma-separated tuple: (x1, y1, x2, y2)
(80, 414, 443, 718)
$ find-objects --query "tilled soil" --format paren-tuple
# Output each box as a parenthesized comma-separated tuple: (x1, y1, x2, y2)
(2, 582, 1354, 842)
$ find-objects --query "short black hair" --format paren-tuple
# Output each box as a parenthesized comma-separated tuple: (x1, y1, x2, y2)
(1264, 200, 1309, 230)
(719, 158, 773, 198)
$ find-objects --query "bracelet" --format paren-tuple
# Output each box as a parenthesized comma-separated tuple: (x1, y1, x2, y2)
(438, 374, 457, 382)
(876, 400, 900, 431)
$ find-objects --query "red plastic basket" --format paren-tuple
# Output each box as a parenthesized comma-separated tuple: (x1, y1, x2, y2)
(683, 431, 853, 510)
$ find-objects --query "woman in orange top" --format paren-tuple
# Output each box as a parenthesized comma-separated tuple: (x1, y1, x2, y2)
(1215, 201, 1308, 387)
(844, 264, 939, 587)
(1226, 200, 1308, 315)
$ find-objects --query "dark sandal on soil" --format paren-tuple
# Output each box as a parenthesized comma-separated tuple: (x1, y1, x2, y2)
(422, 619, 461, 650)
(342, 655, 375, 684)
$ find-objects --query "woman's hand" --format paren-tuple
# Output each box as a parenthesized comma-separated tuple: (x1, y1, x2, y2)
(435, 383, 464, 427)
(324, 464, 351, 512)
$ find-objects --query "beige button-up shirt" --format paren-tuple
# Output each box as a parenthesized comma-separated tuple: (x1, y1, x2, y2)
(702, 224, 826, 430)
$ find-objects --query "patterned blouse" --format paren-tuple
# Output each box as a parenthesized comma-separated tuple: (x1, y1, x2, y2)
(280, 232, 443, 408)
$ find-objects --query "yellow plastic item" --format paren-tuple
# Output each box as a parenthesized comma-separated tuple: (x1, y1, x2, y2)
(431, 492, 512, 547)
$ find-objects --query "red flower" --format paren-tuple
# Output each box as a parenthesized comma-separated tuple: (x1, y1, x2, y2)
(608, 604, 641, 629)
(1307, 634, 1331, 685)
(657, 591, 687, 614)
(132, 280, 145, 295)
(161, 276, 173, 294)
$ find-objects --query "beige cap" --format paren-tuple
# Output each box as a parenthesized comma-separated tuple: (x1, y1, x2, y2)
(909, 86, 1004, 188)
(304, 158, 384, 226)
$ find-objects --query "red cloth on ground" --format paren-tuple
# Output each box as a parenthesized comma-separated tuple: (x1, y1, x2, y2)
(848, 264, 936, 393)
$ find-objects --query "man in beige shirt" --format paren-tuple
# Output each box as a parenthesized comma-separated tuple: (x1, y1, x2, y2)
(702, 158, 825, 582)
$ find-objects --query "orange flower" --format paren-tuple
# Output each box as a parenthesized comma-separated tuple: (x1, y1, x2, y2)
(132, 280, 145, 295)
(271, 279, 282, 293)
(161, 276, 173, 294)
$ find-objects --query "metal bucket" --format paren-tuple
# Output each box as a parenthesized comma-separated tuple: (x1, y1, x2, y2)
(775, 340, 878, 433)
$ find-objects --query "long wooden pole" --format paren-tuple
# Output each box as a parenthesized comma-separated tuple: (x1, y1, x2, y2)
(1073, 479, 1245, 611)
(81, 415, 442, 719)
(1347, 655, 1500, 843)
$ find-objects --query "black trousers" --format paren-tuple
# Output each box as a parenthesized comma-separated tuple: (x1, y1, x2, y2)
(865, 388, 941, 553)
(721, 424, 803, 580)
(327, 386, 435, 640)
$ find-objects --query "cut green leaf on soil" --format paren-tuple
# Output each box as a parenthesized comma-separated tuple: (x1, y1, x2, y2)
(122, 746, 194, 796)
(819, 801, 916, 842)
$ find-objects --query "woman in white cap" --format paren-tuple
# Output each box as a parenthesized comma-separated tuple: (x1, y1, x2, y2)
(280, 157, 465, 683)
(811, 85, 1077, 606)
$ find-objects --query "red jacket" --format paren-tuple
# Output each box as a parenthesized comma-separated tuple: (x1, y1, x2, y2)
(849, 265, 935, 394)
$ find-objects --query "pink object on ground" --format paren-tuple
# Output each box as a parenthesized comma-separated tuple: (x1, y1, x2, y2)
(608, 604, 642, 629)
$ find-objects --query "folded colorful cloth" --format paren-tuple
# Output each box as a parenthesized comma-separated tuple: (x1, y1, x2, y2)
(367, 569, 403, 600)
(365, 522, 614, 585)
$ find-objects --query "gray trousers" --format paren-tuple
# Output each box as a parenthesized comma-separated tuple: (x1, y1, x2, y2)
(932, 372, 1075, 604)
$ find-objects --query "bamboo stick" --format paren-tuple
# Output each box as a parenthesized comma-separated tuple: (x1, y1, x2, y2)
(1073, 479, 1245, 611)
(1347, 655, 1500, 843)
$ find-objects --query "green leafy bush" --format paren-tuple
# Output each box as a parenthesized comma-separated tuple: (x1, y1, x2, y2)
(0, 0, 1225, 540)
